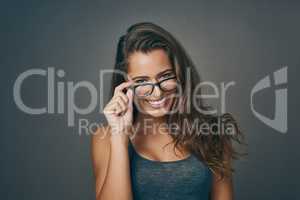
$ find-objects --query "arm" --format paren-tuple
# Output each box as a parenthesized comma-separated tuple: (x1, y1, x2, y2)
(211, 150, 234, 200)
(210, 153, 234, 200)
(210, 173, 234, 200)
(90, 125, 133, 200)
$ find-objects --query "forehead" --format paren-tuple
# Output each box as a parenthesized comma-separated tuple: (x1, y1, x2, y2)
(127, 49, 172, 78)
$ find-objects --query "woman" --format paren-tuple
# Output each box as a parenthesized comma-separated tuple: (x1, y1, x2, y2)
(91, 22, 246, 200)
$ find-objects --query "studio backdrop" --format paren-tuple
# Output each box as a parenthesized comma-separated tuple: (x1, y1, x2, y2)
(1, 1, 299, 200)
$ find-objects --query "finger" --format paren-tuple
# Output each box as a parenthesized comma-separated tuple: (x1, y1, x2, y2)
(126, 88, 134, 110)
(103, 103, 116, 114)
(107, 92, 127, 109)
(114, 92, 129, 105)
(103, 100, 116, 113)
(110, 95, 127, 112)
(114, 80, 134, 95)
(112, 102, 123, 115)
(116, 98, 127, 112)
(104, 101, 122, 115)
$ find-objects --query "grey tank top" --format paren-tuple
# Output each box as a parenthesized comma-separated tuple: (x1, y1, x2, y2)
(128, 139, 213, 200)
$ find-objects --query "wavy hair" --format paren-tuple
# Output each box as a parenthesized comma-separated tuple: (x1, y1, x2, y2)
(109, 22, 247, 181)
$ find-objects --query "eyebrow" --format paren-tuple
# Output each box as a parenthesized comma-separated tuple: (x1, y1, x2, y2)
(131, 68, 174, 80)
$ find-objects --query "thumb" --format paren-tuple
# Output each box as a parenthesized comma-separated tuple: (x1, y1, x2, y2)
(126, 88, 133, 110)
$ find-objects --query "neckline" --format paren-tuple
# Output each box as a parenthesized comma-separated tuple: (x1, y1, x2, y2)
(129, 138, 192, 164)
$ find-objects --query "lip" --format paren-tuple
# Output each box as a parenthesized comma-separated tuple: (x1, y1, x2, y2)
(147, 97, 166, 108)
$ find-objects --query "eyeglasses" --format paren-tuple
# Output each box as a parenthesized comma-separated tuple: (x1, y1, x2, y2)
(129, 76, 178, 97)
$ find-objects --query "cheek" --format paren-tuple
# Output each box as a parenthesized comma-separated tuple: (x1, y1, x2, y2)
(133, 97, 147, 110)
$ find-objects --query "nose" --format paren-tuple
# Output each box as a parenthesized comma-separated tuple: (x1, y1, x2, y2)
(151, 84, 163, 98)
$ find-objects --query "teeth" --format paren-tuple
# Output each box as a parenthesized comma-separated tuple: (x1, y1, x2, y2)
(148, 97, 166, 106)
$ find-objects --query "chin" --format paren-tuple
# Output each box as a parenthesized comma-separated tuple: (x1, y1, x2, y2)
(145, 108, 169, 118)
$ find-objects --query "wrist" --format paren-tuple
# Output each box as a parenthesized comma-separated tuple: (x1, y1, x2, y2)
(110, 134, 129, 146)
(110, 125, 132, 136)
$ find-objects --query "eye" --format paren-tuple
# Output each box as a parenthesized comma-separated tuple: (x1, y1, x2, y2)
(161, 73, 175, 79)
(135, 79, 147, 84)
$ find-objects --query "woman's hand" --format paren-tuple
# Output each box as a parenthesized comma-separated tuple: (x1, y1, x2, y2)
(103, 80, 134, 138)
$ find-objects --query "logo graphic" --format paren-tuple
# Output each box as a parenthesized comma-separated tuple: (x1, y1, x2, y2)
(12, 66, 289, 135)
(250, 67, 288, 133)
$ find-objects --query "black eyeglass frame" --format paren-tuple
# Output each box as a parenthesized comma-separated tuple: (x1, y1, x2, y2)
(128, 76, 179, 97)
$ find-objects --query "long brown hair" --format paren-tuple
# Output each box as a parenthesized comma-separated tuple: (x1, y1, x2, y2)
(110, 22, 247, 180)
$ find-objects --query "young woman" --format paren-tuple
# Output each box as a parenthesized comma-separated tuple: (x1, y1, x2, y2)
(91, 22, 246, 200)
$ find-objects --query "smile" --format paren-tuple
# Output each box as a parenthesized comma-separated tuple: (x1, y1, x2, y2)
(147, 97, 166, 108)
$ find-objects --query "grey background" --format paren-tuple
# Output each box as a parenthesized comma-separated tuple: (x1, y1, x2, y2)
(1, 0, 299, 199)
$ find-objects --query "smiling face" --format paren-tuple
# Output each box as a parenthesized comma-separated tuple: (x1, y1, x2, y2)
(127, 49, 178, 118)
